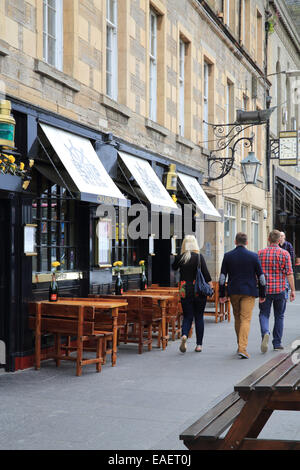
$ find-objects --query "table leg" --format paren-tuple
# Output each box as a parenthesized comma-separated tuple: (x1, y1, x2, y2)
(35, 304, 41, 370)
(219, 392, 271, 450)
(111, 308, 118, 366)
(160, 300, 168, 350)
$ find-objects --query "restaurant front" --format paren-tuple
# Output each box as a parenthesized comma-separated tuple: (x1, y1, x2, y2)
(0, 97, 221, 372)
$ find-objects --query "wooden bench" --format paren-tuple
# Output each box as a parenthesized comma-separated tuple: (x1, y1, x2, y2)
(204, 281, 231, 323)
(180, 391, 245, 449)
(180, 340, 300, 450)
(28, 301, 111, 376)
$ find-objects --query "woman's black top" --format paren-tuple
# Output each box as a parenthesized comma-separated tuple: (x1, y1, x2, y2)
(172, 252, 212, 298)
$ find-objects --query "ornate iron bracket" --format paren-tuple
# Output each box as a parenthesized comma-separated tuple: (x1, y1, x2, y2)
(203, 121, 255, 182)
(270, 138, 279, 159)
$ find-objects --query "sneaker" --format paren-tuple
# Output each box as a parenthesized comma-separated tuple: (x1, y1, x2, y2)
(179, 335, 187, 353)
(261, 333, 269, 353)
(238, 351, 250, 359)
(273, 345, 284, 351)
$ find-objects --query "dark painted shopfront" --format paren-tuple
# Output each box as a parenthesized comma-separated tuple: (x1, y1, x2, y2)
(273, 166, 300, 289)
(0, 97, 221, 372)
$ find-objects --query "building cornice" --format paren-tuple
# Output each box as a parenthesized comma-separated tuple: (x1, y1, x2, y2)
(269, 0, 300, 57)
(190, 0, 272, 86)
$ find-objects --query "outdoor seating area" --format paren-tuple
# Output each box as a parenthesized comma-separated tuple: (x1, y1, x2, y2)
(180, 340, 300, 450)
(28, 284, 231, 376)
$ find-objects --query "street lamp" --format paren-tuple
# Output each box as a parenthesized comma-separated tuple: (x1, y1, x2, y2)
(240, 151, 262, 184)
(278, 211, 288, 225)
(207, 133, 261, 183)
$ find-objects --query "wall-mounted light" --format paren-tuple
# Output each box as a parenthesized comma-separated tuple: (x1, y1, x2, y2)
(0, 100, 15, 148)
(278, 211, 288, 225)
(164, 163, 177, 191)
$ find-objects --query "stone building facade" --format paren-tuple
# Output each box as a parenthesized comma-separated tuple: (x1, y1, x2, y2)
(0, 0, 299, 370)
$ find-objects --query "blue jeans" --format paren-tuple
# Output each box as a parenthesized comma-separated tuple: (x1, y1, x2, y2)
(259, 292, 286, 348)
(181, 296, 207, 345)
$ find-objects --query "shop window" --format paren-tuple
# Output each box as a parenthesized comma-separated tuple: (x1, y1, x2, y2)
(43, 0, 63, 70)
(32, 178, 77, 274)
(93, 208, 141, 268)
(224, 201, 236, 253)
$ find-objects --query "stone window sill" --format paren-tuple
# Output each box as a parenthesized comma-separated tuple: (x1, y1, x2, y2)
(34, 59, 81, 92)
(145, 118, 169, 137)
(176, 134, 195, 150)
(100, 94, 133, 119)
(0, 40, 9, 56)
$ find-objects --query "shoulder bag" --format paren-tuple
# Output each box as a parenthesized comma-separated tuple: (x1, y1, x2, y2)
(194, 254, 213, 297)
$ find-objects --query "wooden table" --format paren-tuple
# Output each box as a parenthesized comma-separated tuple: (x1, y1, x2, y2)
(123, 292, 174, 350)
(180, 340, 300, 450)
(29, 299, 127, 370)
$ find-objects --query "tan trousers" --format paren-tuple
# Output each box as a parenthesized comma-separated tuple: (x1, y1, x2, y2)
(230, 295, 255, 354)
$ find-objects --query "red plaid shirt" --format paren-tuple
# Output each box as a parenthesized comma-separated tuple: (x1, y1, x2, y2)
(258, 244, 293, 294)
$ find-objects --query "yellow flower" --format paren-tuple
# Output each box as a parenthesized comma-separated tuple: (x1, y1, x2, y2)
(52, 261, 60, 268)
(113, 261, 123, 267)
(139, 260, 145, 266)
(8, 156, 15, 163)
(20, 162, 25, 170)
(171, 194, 177, 203)
(29, 159, 34, 168)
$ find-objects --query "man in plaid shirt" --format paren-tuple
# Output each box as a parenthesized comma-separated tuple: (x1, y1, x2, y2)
(258, 229, 295, 353)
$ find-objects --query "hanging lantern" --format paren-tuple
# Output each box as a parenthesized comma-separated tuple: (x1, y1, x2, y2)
(240, 151, 261, 184)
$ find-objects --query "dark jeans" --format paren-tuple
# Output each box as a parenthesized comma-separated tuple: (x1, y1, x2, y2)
(259, 291, 286, 348)
(181, 296, 207, 346)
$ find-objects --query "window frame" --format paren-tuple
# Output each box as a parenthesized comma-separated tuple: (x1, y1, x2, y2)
(32, 178, 78, 274)
(224, 200, 237, 253)
(203, 62, 209, 147)
(179, 38, 186, 136)
(241, 204, 247, 233)
(43, 0, 63, 70)
(149, 8, 158, 121)
(251, 208, 260, 252)
(106, 0, 118, 100)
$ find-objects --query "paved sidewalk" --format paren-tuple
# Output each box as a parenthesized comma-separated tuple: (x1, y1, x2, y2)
(0, 294, 300, 450)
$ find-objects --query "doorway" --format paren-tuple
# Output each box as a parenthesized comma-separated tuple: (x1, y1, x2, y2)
(0, 199, 10, 368)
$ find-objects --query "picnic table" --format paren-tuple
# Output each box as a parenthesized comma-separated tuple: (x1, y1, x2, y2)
(28, 298, 127, 375)
(180, 340, 300, 450)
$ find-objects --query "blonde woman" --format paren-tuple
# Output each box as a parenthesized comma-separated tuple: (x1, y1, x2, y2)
(172, 235, 212, 353)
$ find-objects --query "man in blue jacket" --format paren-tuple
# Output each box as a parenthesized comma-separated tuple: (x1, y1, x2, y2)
(219, 232, 266, 359)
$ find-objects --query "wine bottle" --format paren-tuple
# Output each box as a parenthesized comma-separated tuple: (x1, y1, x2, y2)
(115, 272, 123, 295)
(140, 270, 147, 290)
(49, 274, 58, 302)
